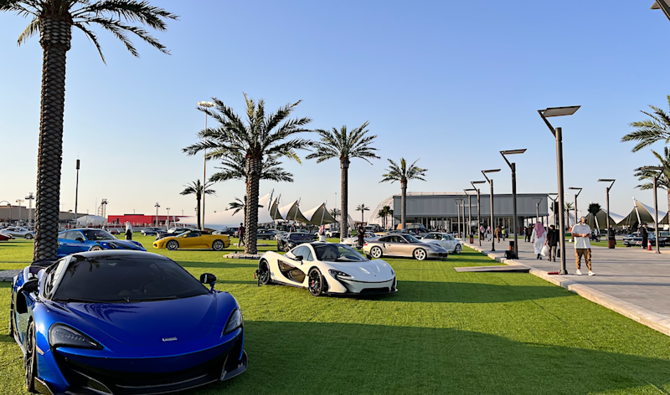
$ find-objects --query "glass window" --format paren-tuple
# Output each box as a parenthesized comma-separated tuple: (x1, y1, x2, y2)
(185, 232, 200, 238)
(378, 236, 390, 242)
(403, 234, 421, 243)
(66, 231, 84, 241)
(82, 230, 116, 241)
(52, 255, 208, 303)
(424, 234, 436, 240)
(304, 247, 315, 262)
(313, 244, 368, 262)
(292, 246, 309, 260)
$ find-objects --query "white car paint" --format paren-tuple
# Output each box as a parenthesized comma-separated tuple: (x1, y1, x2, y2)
(257, 242, 397, 296)
(342, 232, 379, 247)
(421, 232, 463, 253)
(0, 227, 34, 239)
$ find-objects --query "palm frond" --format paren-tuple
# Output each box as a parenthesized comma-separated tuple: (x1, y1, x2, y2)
(16, 16, 39, 46)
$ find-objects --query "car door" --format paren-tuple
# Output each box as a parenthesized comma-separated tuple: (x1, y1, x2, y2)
(441, 235, 456, 251)
(383, 236, 406, 256)
(276, 246, 308, 285)
(70, 231, 91, 253)
(181, 231, 202, 248)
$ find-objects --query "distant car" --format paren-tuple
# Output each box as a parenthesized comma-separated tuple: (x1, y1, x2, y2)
(141, 227, 162, 236)
(363, 233, 449, 261)
(107, 228, 122, 235)
(0, 233, 14, 241)
(421, 232, 464, 254)
(276, 232, 315, 252)
(326, 230, 340, 238)
(57, 228, 146, 258)
(214, 227, 237, 236)
(342, 232, 379, 247)
(153, 230, 231, 251)
(257, 229, 278, 240)
(155, 227, 194, 240)
(0, 226, 34, 239)
(623, 234, 667, 247)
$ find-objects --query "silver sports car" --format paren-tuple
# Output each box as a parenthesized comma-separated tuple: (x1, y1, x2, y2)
(363, 233, 449, 261)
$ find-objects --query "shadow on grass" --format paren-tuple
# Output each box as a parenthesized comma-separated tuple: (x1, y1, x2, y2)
(184, 321, 670, 395)
(177, 261, 257, 269)
(374, 281, 571, 304)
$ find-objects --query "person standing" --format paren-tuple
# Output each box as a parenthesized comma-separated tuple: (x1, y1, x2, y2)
(572, 216, 594, 276)
(480, 224, 485, 240)
(545, 224, 558, 262)
(495, 225, 501, 243)
(357, 223, 366, 248)
(640, 224, 649, 249)
(124, 222, 133, 241)
(238, 222, 245, 248)
(524, 225, 532, 242)
(531, 222, 546, 260)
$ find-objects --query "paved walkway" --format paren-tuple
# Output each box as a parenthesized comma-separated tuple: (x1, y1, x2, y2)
(463, 238, 670, 336)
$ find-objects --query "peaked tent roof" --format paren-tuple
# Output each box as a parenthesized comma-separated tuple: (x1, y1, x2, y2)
(302, 203, 337, 225)
(584, 209, 619, 230)
(181, 192, 275, 230)
(617, 198, 667, 226)
(278, 200, 309, 223)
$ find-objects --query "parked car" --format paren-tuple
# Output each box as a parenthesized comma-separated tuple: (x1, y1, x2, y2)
(214, 227, 237, 236)
(141, 227, 162, 236)
(153, 230, 231, 251)
(155, 227, 194, 240)
(256, 242, 397, 296)
(421, 232, 464, 254)
(57, 228, 146, 258)
(623, 234, 667, 247)
(106, 227, 122, 235)
(342, 232, 379, 247)
(276, 232, 315, 252)
(325, 230, 340, 238)
(257, 229, 278, 240)
(9, 250, 247, 394)
(0, 233, 14, 241)
(0, 226, 34, 239)
(363, 233, 449, 261)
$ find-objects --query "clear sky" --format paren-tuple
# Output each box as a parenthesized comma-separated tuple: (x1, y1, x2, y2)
(1, 0, 670, 223)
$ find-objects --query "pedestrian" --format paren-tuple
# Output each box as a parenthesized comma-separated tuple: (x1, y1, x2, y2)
(357, 223, 366, 248)
(495, 225, 501, 243)
(545, 224, 558, 262)
(480, 224, 485, 240)
(486, 226, 492, 241)
(608, 225, 616, 246)
(525, 225, 532, 242)
(238, 222, 245, 248)
(571, 216, 594, 276)
(640, 224, 649, 249)
(124, 222, 133, 241)
(531, 222, 546, 260)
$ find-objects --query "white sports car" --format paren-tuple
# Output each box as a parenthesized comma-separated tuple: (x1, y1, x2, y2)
(341, 232, 379, 247)
(255, 242, 397, 296)
(0, 226, 34, 239)
(421, 232, 464, 254)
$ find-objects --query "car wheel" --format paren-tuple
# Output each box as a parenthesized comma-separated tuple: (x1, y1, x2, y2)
(212, 240, 225, 251)
(8, 298, 15, 338)
(167, 240, 179, 251)
(371, 246, 383, 259)
(25, 321, 37, 393)
(454, 244, 462, 254)
(25, 234, 33, 240)
(308, 268, 324, 297)
(90, 245, 103, 251)
(258, 260, 272, 285)
(413, 248, 427, 261)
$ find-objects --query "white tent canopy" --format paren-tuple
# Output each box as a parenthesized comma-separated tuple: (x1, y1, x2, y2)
(302, 203, 337, 225)
(617, 198, 667, 226)
(181, 193, 276, 230)
(76, 215, 107, 226)
(277, 200, 309, 223)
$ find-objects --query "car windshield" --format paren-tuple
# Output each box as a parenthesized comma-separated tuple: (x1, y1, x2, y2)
(82, 230, 116, 241)
(313, 244, 368, 262)
(290, 233, 312, 241)
(52, 255, 208, 303)
(404, 234, 422, 243)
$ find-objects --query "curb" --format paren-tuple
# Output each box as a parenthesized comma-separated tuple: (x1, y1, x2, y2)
(464, 243, 670, 337)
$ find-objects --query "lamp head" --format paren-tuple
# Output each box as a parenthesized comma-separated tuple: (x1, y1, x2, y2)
(539, 106, 581, 117)
(500, 149, 527, 155)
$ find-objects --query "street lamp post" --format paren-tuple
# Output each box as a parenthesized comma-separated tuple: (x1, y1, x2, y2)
(640, 167, 662, 254)
(166, 208, 171, 230)
(197, 101, 215, 231)
(548, 193, 558, 227)
(25, 193, 34, 226)
(16, 199, 24, 223)
(154, 202, 160, 227)
(464, 189, 476, 241)
(482, 169, 501, 251)
(569, 187, 583, 226)
(538, 105, 581, 275)
(598, 179, 616, 247)
(74, 159, 80, 225)
(471, 181, 485, 246)
(501, 149, 527, 258)
(533, 198, 542, 224)
(455, 199, 463, 238)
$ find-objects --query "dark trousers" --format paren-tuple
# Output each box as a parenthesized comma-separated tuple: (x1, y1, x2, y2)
(642, 237, 648, 248)
(548, 245, 557, 262)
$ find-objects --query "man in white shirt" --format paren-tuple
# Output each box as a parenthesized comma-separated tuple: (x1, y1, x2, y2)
(571, 216, 594, 276)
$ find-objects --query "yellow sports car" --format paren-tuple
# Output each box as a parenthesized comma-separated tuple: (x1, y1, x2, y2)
(153, 230, 231, 251)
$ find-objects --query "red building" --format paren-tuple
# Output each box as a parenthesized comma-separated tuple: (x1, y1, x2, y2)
(107, 214, 185, 227)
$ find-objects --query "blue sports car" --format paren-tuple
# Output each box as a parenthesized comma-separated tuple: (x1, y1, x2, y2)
(9, 250, 248, 394)
(57, 228, 145, 257)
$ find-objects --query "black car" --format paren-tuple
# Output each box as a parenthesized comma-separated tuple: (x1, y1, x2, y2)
(141, 227, 162, 236)
(155, 228, 195, 240)
(623, 234, 667, 247)
(257, 229, 278, 240)
(276, 232, 315, 252)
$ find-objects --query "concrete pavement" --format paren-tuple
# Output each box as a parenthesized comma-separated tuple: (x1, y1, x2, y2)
(463, 237, 670, 336)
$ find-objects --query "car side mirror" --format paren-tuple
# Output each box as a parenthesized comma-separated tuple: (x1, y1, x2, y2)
(200, 273, 217, 291)
(20, 278, 39, 294)
(76, 238, 85, 243)
(294, 255, 303, 261)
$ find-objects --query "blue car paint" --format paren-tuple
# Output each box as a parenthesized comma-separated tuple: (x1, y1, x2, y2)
(10, 251, 247, 394)
(56, 228, 145, 257)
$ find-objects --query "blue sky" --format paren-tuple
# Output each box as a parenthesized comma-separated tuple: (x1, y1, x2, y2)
(1, 0, 669, 222)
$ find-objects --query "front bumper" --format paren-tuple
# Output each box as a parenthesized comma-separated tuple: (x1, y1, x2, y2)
(328, 277, 397, 296)
(426, 251, 449, 259)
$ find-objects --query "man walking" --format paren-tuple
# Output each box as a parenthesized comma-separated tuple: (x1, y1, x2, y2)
(572, 216, 594, 276)
(525, 225, 532, 243)
(640, 224, 649, 249)
(495, 225, 501, 243)
(545, 224, 559, 262)
(237, 222, 245, 248)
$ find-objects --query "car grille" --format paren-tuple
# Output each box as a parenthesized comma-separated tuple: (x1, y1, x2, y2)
(56, 338, 243, 395)
(359, 287, 391, 295)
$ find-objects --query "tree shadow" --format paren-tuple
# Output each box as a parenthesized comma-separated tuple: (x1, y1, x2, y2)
(176, 261, 257, 269)
(184, 321, 670, 395)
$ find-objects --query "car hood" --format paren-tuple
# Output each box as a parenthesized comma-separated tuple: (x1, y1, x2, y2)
(327, 260, 395, 282)
(61, 294, 220, 346)
(98, 240, 145, 249)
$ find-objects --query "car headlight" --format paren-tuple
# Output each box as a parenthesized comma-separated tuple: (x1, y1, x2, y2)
(223, 308, 243, 335)
(49, 324, 102, 349)
(329, 269, 353, 279)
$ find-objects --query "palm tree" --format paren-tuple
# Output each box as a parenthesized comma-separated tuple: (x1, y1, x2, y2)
(306, 122, 379, 240)
(183, 94, 312, 254)
(377, 210, 385, 228)
(2, 1, 177, 260)
(588, 202, 602, 217)
(387, 209, 394, 229)
(634, 147, 670, 210)
(180, 180, 215, 230)
(380, 158, 427, 230)
(228, 195, 263, 217)
(380, 205, 391, 229)
(356, 204, 370, 224)
(209, 151, 294, 184)
(329, 208, 341, 221)
(622, 96, 670, 152)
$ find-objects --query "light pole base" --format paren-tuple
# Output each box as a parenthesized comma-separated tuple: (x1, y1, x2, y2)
(559, 270, 568, 275)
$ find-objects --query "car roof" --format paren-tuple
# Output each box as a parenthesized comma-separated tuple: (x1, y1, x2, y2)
(70, 250, 168, 260)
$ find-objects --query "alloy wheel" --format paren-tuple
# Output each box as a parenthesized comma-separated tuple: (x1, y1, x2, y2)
(167, 241, 179, 251)
(308, 269, 323, 296)
(414, 248, 427, 261)
(371, 246, 383, 259)
(25, 322, 36, 392)
(212, 240, 224, 251)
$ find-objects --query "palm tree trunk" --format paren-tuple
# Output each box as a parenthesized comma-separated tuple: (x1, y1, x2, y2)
(196, 196, 202, 230)
(667, 189, 670, 222)
(33, 17, 72, 261)
(401, 181, 407, 230)
(340, 159, 350, 240)
(245, 156, 262, 254)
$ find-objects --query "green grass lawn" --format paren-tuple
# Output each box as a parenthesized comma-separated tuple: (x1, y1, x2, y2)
(1, 235, 670, 394)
